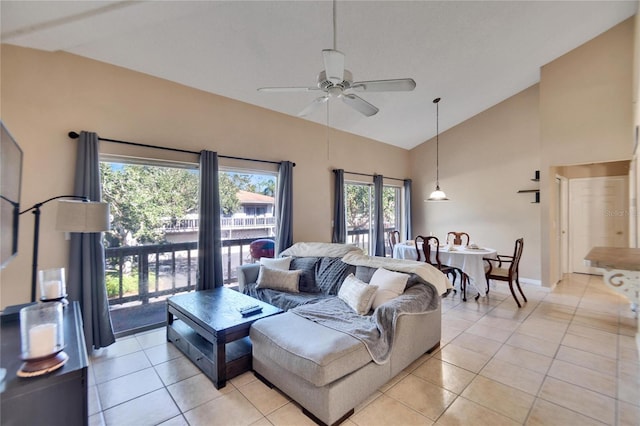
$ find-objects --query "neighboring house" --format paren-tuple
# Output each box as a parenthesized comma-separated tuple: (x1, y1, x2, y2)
(235, 190, 274, 217)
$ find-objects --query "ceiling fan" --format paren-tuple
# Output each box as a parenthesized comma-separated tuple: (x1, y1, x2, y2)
(257, 1, 416, 117)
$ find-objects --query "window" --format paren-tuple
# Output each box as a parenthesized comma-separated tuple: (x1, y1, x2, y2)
(99, 158, 277, 335)
(345, 181, 402, 256)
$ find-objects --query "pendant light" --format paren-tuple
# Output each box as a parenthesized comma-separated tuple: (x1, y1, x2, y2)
(427, 97, 449, 201)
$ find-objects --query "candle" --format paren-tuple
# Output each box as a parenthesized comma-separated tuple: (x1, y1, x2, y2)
(28, 323, 57, 358)
(44, 280, 62, 299)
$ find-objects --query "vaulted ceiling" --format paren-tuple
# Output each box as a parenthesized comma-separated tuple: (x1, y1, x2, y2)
(1, 1, 636, 149)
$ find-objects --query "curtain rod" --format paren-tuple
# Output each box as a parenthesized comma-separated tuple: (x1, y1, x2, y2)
(68, 131, 295, 167)
(337, 169, 406, 182)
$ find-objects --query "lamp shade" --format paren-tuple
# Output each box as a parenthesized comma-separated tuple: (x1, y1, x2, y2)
(427, 188, 449, 201)
(55, 200, 110, 232)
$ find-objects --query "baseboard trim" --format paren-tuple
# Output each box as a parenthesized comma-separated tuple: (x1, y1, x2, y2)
(520, 278, 542, 287)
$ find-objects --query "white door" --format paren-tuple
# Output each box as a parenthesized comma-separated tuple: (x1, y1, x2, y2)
(569, 176, 628, 274)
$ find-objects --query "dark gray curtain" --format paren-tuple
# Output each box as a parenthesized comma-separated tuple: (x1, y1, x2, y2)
(68, 131, 115, 350)
(332, 169, 346, 243)
(276, 161, 294, 254)
(197, 151, 223, 290)
(404, 179, 412, 241)
(373, 174, 385, 256)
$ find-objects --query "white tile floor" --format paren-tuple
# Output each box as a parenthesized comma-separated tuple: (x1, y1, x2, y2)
(88, 273, 639, 426)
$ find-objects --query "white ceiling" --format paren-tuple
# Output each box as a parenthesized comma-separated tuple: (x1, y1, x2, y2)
(1, 1, 637, 150)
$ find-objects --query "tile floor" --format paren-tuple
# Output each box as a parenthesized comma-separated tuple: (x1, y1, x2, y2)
(88, 273, 639, 426)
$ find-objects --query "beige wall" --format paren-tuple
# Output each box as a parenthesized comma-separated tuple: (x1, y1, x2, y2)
(410, 85, 542, 282)
(410, 17, 635, 288)
(0, 45, 410, 308)
(540, 17, 634, 286)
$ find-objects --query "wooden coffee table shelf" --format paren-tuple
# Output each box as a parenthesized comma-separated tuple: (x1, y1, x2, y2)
(167, 287, 282, 389)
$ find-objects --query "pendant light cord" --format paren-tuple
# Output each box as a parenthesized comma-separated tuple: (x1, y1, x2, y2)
(434, 97, 441, 189)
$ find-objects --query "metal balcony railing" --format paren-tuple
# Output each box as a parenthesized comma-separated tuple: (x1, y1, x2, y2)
(104, 237, 264, 306)
(161, 216, 276, 233)
(104, 228, 395, 307)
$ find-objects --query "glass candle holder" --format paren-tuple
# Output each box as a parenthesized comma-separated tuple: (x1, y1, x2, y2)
(39, 267, 66, 301)
(20, 302, 64, 361)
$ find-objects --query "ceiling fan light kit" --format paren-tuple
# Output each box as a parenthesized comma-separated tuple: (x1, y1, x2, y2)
(427, 97, 449, 202)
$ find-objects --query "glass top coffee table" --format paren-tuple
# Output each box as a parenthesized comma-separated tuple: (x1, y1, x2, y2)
(167, 287, 282, 389)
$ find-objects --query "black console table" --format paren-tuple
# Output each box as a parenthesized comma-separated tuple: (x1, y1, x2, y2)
(0, 301, 88, 426)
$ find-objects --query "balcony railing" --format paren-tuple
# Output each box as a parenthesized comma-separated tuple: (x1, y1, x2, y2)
(105, 237, 264, 307)
(162, 216, 276, 233)
(346, 227, 396, 256)
(105, 228, 396, 308)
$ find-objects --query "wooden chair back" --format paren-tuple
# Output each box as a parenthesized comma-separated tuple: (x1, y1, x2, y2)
(414, 235, 441, 267)
(511, 237, 524, 276)
(447, 231, 470, 246)
(388, 230, 401, 255)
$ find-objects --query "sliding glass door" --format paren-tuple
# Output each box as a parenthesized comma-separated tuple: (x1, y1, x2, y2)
(345, 182, 401, 256)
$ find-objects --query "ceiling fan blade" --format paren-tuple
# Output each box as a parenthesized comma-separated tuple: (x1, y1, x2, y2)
(298, 96, 329, 117)
(350, 78, 416, 92)
(340, 94, 379, 117)
(322, 49, 345, 84)
(258, 86, 319, 92)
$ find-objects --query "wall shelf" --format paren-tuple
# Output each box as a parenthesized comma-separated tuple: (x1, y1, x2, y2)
(518, 170, 540, 203)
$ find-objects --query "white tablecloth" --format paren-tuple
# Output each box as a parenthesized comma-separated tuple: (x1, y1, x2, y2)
(393, 242, 497, 296)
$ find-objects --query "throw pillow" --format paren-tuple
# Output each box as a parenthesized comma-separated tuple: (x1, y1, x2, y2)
(289, 257, 321, 293)
(256, 265, 301, 293)
(316, 257, 356, 295)
(338, 274, 378, 315)
(369, 268, 409, 309)
(259, 257, 292, 271)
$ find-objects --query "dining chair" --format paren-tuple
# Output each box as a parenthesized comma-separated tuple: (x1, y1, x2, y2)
(415, 235, 469, 300)
(388, 230, 401, 256)
(447, 231, 470, 246)
(481, 238, 526, 307)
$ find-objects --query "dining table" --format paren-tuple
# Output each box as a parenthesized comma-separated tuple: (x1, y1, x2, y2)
(393, 241, 498, 297)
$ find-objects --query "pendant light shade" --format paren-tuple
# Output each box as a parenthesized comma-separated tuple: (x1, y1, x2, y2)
(426, 97, 449, 201)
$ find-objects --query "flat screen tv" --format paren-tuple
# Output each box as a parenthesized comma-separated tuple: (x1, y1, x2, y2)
(0, 121, 23, 269)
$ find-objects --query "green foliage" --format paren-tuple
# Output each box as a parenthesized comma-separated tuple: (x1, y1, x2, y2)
(345, 184, 398, 230)
(105, 272, 138, 298)
(219, 173, 240, 216)
(105, 271, 157, 298)
(100, 163, 277, 246)
(346, 184, 371, 229)
(101, 163, 199, 245)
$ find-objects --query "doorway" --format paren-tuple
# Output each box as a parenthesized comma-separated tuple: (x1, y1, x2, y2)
(568, 176, 628, 274)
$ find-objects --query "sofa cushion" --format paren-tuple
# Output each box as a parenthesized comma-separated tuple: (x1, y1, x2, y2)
(369, 268, 409, 309)
(250, 312, 372, 387)
(256, 266, 301, 293)
(316, 257, 356, 295)
(338, 274, 378, 315)
(289, 257, 321, 293)
(260, 257, 292, 271)
(355, 265, 378, 283)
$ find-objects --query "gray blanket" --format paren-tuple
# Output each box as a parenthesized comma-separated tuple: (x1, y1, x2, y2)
(291, 278, 439, 364)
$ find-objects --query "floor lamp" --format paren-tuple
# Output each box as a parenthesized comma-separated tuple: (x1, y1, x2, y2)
(20, 196, 110, 302)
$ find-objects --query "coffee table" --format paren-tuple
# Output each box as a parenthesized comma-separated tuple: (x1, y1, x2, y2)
(167, 287, 282, 389)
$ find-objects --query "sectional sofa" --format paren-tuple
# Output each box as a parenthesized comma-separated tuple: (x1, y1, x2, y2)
(237, 242, 451, 425)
